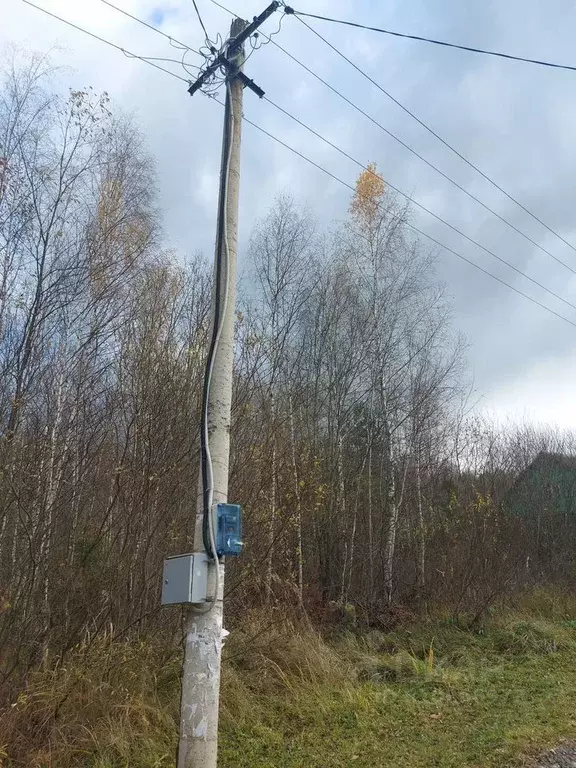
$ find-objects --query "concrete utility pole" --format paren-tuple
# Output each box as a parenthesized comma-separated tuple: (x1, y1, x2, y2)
(173, 6, 279, 767)
(177, 20, 244, 767)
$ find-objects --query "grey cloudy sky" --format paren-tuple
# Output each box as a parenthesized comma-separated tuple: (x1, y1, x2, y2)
(5, 0, 576, 427)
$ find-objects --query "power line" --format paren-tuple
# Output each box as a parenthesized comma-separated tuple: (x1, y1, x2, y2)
(268, 38, 576, 278)
(191, 0, 211, 45)
(288, 13, 576, 258)
(97, 0, 202, 56)
(210, 0, 576, 275)
(284, 7, 576, 75)
(20, 0, 190, 83)
(262, 94, 576, 314)
(123, 54, 199, 68)
(20, 0, 576, 330)
(232, 106, 576, 330)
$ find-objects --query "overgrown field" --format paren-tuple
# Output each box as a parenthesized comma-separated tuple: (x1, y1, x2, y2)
(3, 592, 576, 767)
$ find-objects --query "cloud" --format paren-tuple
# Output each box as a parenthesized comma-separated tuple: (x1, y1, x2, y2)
(3, 0, 576, 425)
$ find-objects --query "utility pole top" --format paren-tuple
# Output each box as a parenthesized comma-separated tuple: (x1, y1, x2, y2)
(229, 15, 247, 41)
(187, 1, 279, 99)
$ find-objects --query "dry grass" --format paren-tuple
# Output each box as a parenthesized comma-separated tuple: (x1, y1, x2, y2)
(0, 634, 179, 767)
(3, 593, 576, 766)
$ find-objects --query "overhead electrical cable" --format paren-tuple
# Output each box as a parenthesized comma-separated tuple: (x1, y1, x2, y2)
(231, 106, 576, 330)
(261, 94, 576, 314)
(97, 0, 202, 56)
(20, 0, 190, 82)
(284, 11, 576, 257)
(283, 6, 576, 74)
(122, 54, 200, 68)
(207, 0, 576, 279)
(19, 0, 576, 331)
(191, 0, 211, 45)
(208, 0, 576, 274)
(268, 39, 576, 276)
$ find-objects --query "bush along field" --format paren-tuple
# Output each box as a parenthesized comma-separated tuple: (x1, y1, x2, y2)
(3, 590, 576, 767)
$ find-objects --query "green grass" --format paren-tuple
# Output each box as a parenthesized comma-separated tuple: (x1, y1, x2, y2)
(219, 609, 576, 768)
(221, 646, 576, 767)
(5, 592, 576, 767)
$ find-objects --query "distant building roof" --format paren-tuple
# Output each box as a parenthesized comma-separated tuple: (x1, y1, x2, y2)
(507, 451, 576, 518)
(528, 452, 576, 472)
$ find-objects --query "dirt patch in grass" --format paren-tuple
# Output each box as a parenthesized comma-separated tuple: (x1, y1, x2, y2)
(525, 741, 576, 767)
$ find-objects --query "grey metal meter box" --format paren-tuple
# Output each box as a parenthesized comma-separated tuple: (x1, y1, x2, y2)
(161, 552, 208, 605)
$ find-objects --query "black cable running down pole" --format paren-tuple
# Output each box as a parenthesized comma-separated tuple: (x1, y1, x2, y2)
(200, 85, 233, 556)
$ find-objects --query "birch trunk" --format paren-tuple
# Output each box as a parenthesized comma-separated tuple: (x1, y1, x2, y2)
(337, 433, 347, 604)
(415, 448, 426, 601)
(40, 373, 68, 668)
(289, 395, 303, 605)
(264, 391, 277, 605)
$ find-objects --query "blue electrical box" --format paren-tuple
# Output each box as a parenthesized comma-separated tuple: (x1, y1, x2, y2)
(216, 503, 243, 556)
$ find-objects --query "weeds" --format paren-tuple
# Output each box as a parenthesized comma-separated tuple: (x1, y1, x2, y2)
(2, 594, 576, 766)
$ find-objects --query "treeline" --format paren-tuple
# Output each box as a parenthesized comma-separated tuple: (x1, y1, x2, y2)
(1, 53, 574, 695)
